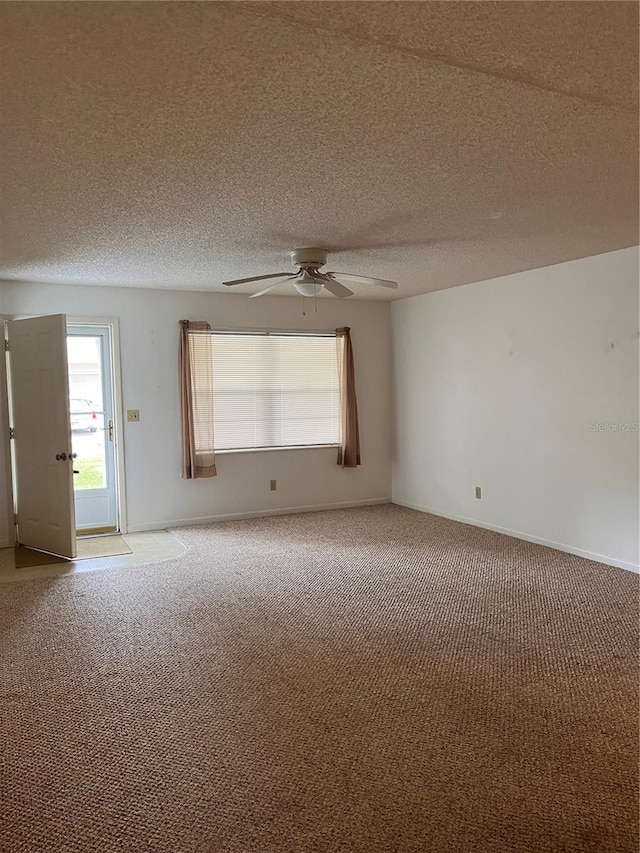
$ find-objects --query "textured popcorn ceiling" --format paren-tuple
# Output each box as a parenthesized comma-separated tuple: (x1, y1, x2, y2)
(0, 1, 638, 300)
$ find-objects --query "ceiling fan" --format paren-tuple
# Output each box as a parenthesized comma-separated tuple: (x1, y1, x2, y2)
(222, 248, 398, 299)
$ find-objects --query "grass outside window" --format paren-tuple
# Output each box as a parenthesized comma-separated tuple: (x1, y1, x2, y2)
(74, 457, 105, 490)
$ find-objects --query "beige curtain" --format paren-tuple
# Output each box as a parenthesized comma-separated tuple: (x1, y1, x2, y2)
(179, 320, 217, 479)
(336, 327, 361, 467)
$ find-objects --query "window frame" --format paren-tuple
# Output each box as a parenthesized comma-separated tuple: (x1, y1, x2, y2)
(207, 328, 341, 455)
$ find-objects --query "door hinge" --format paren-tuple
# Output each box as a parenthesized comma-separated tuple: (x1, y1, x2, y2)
(9, 427, 14, 440)
(4, 339, 8, 352)
(13, 513, 17, 525)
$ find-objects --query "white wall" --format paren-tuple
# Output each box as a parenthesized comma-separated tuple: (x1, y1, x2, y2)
(0, 284, 392, 539)
(392, 248, 640, 571)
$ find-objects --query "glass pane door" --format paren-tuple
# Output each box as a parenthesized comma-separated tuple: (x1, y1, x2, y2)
(67, 326, 118, 533)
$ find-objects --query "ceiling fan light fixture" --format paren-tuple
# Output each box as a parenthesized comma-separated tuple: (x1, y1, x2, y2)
(293, 268, 323, 297)
(294, 282, 322, 297)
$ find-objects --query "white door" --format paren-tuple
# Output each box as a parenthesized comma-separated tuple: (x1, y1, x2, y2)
(67, 325, 119, 533)
(7, 314, 77, 558)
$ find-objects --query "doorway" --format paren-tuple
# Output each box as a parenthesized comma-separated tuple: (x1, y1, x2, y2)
(67, 324, 119, 534)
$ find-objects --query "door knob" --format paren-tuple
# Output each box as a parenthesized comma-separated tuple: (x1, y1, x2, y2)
(71, 453, 78, 459)
(55, 452, 67, 461)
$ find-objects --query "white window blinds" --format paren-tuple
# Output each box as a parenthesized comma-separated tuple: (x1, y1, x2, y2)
(204, 332, 340, 451)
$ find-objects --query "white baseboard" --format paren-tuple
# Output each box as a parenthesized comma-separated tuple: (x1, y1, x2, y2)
(126, 497, 391, 534)
(392, 498, 639, 574)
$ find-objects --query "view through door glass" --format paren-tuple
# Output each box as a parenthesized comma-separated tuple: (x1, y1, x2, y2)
(67, 327, 118, 533)
(68, 336, 105, 487)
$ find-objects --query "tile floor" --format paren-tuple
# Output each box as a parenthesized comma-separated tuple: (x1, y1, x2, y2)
(0, 530, 185, 584)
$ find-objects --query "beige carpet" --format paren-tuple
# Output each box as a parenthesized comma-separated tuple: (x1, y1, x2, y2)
(0, 505, 637, 852)
(13, 535, 132, 568)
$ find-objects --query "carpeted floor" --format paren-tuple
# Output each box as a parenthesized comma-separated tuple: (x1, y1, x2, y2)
(0, 505, 637, 852)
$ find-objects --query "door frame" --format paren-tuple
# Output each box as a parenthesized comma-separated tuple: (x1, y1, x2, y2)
(67, 321, 120, 535)
(0, 315, 128, 544)
(67, 316, 128, 535)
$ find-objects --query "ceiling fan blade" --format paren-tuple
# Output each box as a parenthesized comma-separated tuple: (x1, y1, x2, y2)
(223, 272, 291, 287)
(322, 279, 354, 299)
(248, 281, 292, 298)
(327, 271, 398, 289)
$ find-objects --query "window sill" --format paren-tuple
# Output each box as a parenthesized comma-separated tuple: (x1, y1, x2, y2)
(215, 444, 339, 456)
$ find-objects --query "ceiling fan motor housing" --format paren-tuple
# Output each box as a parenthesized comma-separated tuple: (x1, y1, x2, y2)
(289, 247, 328, 269)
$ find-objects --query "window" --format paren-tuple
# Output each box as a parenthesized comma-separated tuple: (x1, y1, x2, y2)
(207, 332, 340, 451)
(180, 323, 360, 476)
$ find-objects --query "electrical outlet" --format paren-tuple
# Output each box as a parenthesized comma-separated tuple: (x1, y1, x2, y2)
(127, 410, 140, 422)
(475, 486, 482, 499)
(270, 479, 277, 491)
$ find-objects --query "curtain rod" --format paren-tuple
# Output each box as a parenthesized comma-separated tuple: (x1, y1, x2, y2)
(208, 328, 337, 337)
